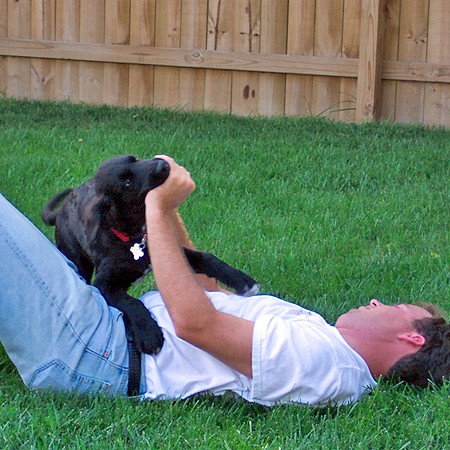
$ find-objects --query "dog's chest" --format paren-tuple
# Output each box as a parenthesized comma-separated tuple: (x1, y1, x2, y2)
(107, 228, 152, 282)
(128, 236, 152, 284)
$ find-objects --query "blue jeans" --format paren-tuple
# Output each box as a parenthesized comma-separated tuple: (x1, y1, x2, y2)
(0, 193, 135, 396)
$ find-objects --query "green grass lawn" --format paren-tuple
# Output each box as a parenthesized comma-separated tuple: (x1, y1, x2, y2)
(0, 98, 448, 449)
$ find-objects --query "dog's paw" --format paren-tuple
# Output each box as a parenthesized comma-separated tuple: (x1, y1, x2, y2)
(135, 328, 165, 355)
(239, 283, 260, 297)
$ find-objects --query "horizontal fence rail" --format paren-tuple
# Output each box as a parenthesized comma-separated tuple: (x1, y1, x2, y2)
(2, 38, 449, 83)
(0, 0, 448, 126)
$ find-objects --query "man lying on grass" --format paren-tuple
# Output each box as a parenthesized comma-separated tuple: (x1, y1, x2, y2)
(0, 155, 448, 406)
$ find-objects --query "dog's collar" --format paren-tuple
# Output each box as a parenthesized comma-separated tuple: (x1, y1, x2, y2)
(111, 227, 130, 242)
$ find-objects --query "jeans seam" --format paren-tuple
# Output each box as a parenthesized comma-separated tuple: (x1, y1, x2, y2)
(29, 358, 114, 394)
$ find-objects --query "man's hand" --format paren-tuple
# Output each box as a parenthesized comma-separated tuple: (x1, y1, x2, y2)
(145, 155, 196, 213)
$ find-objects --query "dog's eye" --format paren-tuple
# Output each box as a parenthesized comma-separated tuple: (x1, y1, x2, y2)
(120, 172, 134, 187)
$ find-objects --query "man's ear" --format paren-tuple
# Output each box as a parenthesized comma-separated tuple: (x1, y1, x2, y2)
(398, 333, 426, 348)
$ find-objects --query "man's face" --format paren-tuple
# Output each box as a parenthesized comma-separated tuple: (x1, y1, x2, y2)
(335, 300, 433, 342)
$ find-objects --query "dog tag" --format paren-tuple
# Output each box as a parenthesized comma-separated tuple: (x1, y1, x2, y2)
(130, 242, 145, 260)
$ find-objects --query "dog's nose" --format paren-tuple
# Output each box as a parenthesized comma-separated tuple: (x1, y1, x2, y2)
(153, 158, 170, 177)
(148, 158, 171, 189)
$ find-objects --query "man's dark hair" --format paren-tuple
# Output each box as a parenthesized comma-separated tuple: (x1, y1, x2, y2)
(386, 308, 449, 388)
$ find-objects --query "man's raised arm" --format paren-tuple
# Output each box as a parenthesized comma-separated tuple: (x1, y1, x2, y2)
(145, 156, 254, 377)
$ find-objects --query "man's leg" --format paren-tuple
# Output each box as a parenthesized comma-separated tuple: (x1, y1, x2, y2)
(0, 194, 130, 395)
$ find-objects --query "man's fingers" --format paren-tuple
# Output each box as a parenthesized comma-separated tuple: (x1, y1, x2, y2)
(155, 155, 194, 187)
(155, 154, 177, 168)
(146, 155, 196, 210)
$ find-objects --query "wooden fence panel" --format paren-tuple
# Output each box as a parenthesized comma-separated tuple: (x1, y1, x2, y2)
(285, 0, 316, 117)
(380, 0, 400, 121)
(312, 0, 344, 120)
(355, 0, 385, 121)
(154, 0, 181, 108)
(179, 0, 207, 111)
(395, 0, 429, 123)
(204, 0, 233, 113)
(30, 0, 55, 101)
(0, 0, 7, 95)
(0, 0, 448, 126)
(128, 0, 156, 107)
(79, 0, 105, 105)
(231, 0, 261, 116)
(341, 0, 361, 122)
(424, 0, 449, 126)
(104, 0, 130, 106)
(7, 0, 32, 100)
(54, 0, 80, 102)
(258, 0, 288, 116)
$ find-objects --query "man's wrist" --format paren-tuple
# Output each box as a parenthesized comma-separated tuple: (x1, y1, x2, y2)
(146, 205, 171, 223)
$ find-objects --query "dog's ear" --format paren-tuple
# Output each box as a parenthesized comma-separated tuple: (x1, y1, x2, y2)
(94, 175, 118, 197)
(94, 197, 125, 230)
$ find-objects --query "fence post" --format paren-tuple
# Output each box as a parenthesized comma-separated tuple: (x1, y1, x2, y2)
(356, 0, 386, 122)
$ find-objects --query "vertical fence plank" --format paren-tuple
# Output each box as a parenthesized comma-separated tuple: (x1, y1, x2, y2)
(0, 0, 7, 96)
(129, 0, 156, 107)
(342, 0, 361, 58)
(154, 0, 181, 108)
(340, 0, 361, 122)
(31, 0, 55, 101)
(179, 0, 207, 111)
(79, 0, 105, 104)
(258, 0, 288, 116)
(231, 0, 261, 116)
(395, 0, 429, 123)
(355, 0, 386, 122)
(7, 0, 32, 100)
(285, 0, 316, 117)
(55, 0, 80, 101)
(380, 0, 400, 121)
(204, 0, 233, 113)
(312, 0, 343, 119)
(104, 0, 130, 106)
(423, 0, 449, 126)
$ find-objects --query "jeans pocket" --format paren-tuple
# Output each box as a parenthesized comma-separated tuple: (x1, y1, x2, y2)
(29, 358, 112, 395)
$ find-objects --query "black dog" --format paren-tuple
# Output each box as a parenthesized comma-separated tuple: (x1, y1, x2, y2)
(41, 155, 259, 355)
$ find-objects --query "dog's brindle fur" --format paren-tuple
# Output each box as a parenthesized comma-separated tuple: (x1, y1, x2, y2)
(41, 155, 259, 355)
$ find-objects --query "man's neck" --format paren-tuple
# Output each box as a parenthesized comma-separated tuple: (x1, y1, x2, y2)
(336, 327, 395, 379)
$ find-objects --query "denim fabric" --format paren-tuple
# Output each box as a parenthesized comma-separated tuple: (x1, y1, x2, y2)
(0, 193, 130, 396)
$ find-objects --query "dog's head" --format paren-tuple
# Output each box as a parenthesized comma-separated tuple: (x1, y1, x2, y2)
(94, 155, 170, 224)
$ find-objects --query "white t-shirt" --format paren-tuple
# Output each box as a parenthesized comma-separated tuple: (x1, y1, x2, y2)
(140, 291, 377, 406)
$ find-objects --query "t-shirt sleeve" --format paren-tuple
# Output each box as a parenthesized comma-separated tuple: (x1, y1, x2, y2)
(251, 315, 371, 406)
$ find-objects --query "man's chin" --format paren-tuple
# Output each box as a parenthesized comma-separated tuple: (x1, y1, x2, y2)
(335, 309, 358, 327)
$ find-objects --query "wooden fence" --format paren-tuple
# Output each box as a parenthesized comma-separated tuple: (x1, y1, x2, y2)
(0, 0, 448, 126)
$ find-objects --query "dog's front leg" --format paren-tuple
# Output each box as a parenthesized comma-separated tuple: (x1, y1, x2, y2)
(94, 281, 164, 355)
(183, 247, 260, 296)
(114, 293, 164, 355)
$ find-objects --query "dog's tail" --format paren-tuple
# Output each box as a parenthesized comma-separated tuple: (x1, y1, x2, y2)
(40, 189, 73, 226)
